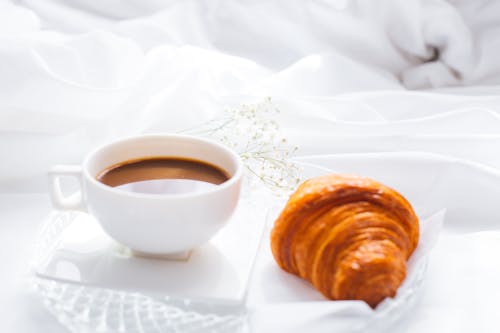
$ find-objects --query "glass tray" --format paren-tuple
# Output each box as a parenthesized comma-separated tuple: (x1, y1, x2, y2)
(31, 162, 442, 333)
(31, 187, 272, 333)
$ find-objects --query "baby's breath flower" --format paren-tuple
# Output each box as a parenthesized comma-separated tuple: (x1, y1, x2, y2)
(180, 98, 301, 194)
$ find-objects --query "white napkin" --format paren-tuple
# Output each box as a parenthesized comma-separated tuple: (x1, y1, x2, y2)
(248, 209, 444, 333)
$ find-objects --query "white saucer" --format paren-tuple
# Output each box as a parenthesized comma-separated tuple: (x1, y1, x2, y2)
(33, 190, 270, 305)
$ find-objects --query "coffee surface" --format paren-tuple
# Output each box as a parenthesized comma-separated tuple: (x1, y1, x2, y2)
(97, 157, 229, 195)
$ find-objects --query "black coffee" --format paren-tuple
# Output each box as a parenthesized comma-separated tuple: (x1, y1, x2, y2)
(97, 157, 229, 195)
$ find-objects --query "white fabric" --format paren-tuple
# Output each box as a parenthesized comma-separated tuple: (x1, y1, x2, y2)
(2, 0, 500, 332)
(3, 0, 500, 191)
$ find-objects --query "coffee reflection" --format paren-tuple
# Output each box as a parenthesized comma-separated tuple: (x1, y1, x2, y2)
(97, 157, 229, 195)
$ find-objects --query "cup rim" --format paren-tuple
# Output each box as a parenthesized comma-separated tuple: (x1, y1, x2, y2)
(82, 133, 243, 199)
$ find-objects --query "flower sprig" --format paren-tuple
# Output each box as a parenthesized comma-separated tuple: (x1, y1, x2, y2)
(181, 97, 301, 194)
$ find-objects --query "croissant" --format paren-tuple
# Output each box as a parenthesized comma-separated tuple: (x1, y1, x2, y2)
(270, 174, 419, 308)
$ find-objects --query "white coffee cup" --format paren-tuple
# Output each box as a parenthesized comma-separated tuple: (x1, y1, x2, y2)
(48, 134, 243, 256)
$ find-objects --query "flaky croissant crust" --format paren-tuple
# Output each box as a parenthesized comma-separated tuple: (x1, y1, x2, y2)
(271, 174, 419, 308)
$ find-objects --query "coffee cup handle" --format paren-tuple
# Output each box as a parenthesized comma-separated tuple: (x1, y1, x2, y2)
(48, 165, 86, 211)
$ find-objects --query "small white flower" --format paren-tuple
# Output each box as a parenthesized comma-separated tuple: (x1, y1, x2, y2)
(181, 97, 302, 194)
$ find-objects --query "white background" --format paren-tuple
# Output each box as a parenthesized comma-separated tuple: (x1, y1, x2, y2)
(2, 0, 500, 332)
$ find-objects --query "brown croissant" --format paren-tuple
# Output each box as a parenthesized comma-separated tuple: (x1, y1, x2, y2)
(270, 174, 419, 308)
